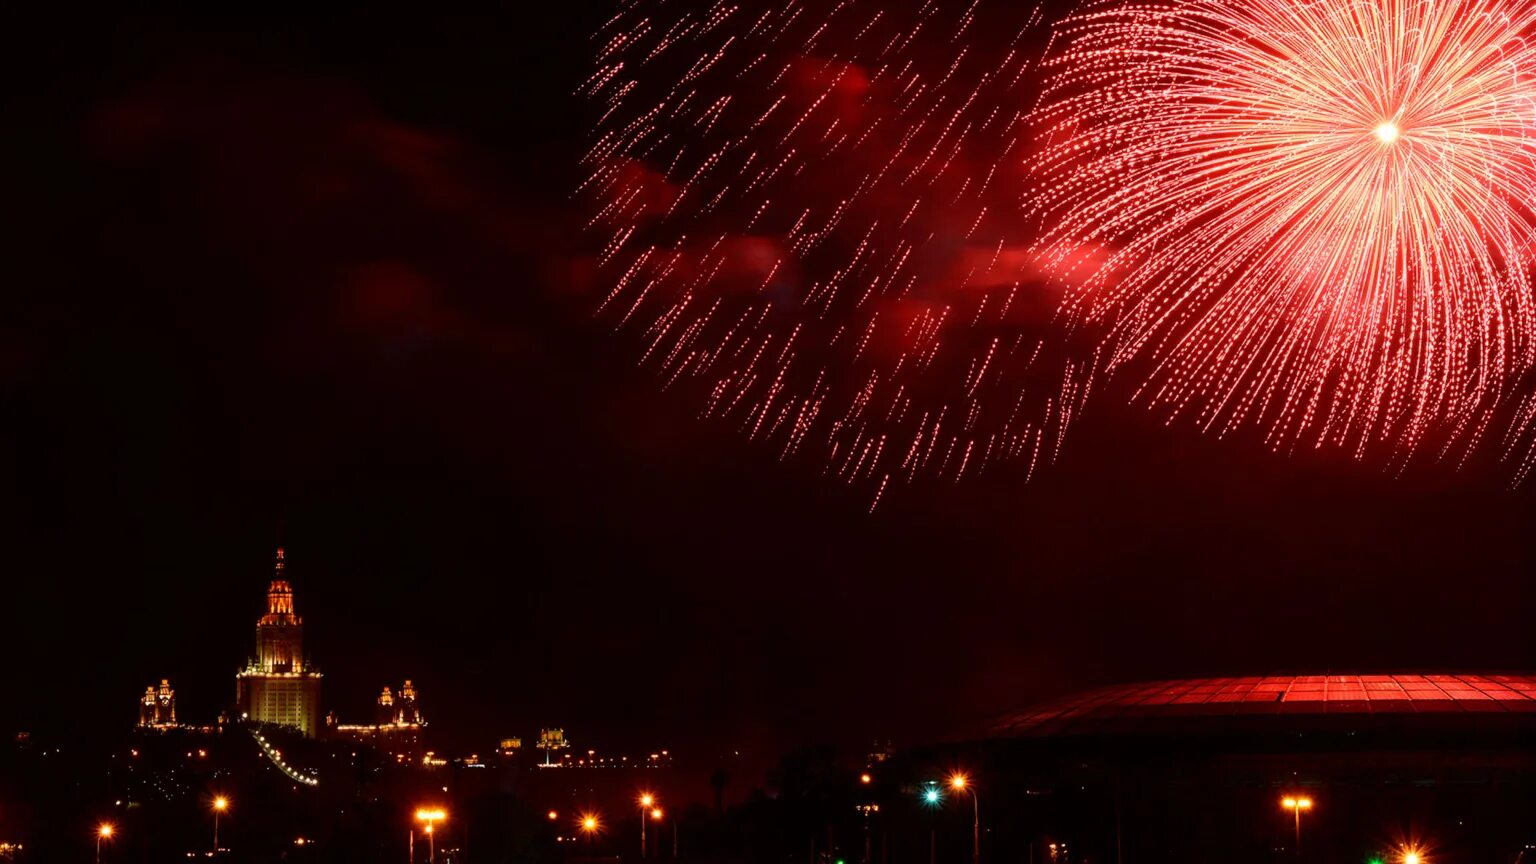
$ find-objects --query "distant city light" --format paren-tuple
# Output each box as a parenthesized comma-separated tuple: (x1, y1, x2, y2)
(859, 772, 872, 785)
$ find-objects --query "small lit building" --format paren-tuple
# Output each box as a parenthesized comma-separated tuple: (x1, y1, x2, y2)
(137, 679, 177, 730)
(329, 679, 427, 759)
(537, 727, 569, 765)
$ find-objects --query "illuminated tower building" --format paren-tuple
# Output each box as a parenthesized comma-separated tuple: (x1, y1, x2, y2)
(235, 548, 323, 736)
(376, 686, 395, 725)
(396, 679, 422, 725)
(138, 679, 177, 729)
(333, 679, 426, 759)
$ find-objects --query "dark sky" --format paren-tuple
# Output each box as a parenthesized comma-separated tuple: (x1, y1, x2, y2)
(4, 3, 1533, 780)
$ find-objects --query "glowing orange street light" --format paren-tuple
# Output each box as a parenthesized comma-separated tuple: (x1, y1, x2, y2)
(1280, 795, 1313, 862)
(638, 793, 658, 858)
(211, 796, 229, 854)
(1400, 848, 1425, 864)
(652, 808, 664, 820)
(947, 774, 980, 864)
(860, 772, 873, 785)
(96, 823, 114, 864)
(548, 810, 559, 821)
(415, 808, 447, 863)
(579, 811, 602, 849)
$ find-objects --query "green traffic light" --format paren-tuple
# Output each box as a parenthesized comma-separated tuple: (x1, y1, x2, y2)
(1366, 857, 1385, 864)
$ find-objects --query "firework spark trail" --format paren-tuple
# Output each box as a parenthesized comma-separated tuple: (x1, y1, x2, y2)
(582, 0, 1097, 504)
(1030, 0, 1536, 465)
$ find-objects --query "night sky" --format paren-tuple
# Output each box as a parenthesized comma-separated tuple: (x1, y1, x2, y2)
(5, 3, 1533, 784)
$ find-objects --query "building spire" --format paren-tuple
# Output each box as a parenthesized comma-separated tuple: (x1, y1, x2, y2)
(265, 546, 295, 618)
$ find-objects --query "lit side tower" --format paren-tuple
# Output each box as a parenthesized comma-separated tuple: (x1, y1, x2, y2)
(236, 548, 323, 736)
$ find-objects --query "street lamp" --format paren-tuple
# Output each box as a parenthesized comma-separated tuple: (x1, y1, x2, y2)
(639, 793, 656, 858)
(949, 773, 980, 864)
(579, 812, 602, 853)
(96, 824, 114, 864)
(211, 796, 229, 854)
(1400, 847, 1426, 864)
(1280, 796, 1313, 862)
(920, 784, 943, 864)
(415, 808, 447, 864)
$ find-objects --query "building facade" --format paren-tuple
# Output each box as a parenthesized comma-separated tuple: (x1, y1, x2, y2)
(899, 673, 1536, 864)
(137, 679, 177, 729)
(328, 679, 427, 759)
(235, 548, 322, 736)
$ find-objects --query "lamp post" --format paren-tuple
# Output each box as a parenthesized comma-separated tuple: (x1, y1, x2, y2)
(640, 793, 655, 859)
(211, 796, 229, 854)
(855, 804, 879, 864)
(949, 774, 979, 864)
(580, 813, 602, 855)
(920, 784, 943, 864)
(415, 809, 447, 863)
(651, 808, 664, 858)
(96, 824, 114, 864)
(1280, 796, 1312, 862)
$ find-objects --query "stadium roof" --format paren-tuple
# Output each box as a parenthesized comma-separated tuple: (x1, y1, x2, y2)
(994, 674, 1536, 737)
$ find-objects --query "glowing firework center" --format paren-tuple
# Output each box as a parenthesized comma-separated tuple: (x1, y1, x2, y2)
(1032, 0, 1536, 461)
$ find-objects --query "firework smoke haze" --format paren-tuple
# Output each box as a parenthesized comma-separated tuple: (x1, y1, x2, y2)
(1031, 0, 1536, 468)
(581, 0, 1098, 507)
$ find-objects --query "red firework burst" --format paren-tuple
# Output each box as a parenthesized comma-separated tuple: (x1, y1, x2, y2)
(1031, 0, 1536, 464)
(582, 0, 1095, 507)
